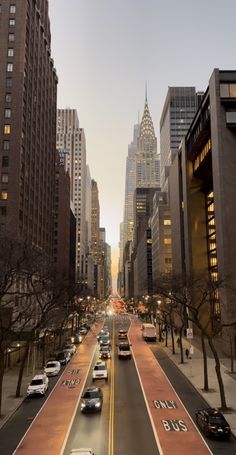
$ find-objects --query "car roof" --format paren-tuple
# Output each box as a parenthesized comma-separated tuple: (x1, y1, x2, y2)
(85, 386, 101, 392)
(32, 374, 45, 379)
(95, 361, 106, 366)
(198, 408, 224, 417)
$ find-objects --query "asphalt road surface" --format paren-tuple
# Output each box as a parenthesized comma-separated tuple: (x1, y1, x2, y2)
(0, 365, 67, 455)
(151, 344, 236, 455)
(63, 315, 159, 455)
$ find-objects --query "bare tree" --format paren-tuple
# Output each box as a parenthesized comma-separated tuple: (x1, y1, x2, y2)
(155, 273, 234, 410)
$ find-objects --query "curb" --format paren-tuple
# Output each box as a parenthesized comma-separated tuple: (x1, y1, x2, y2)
(0, 397, 25, 431)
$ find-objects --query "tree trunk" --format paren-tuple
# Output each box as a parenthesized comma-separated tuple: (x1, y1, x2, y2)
(15, 343, 29, 398)
(201, 332, 209, 391)
(171, 326, 175, 354)
(180, 329, 184, 364)
(0, 349, 5, 417)
(208, 337, 227, 410)
(165, 325, 168, 347)
(230, 336, 234, 374)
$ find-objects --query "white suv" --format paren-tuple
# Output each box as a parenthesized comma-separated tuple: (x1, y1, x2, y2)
(92, 361, 108, 381)
(117, 342, 132, 359)
(69, 450, 95, 455)
(27, 373, 49, 396)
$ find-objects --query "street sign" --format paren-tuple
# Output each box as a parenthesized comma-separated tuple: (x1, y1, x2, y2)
(186, 328, 193, 339)
(189, 346, 194, 355)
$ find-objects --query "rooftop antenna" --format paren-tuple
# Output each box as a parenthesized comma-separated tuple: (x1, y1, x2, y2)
(145, 80, 148, 102)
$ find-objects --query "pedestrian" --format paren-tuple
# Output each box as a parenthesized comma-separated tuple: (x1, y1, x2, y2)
(185, 348, 189, 359)
(177, 337, 180, 348)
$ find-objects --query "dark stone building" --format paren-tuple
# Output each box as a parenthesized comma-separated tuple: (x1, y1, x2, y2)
(0, 0, 58, 258)
(170, 69, 236, 352)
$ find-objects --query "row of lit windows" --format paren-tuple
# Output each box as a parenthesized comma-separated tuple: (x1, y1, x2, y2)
(193, 138, 212, 171)
(0, 5, 16, 13)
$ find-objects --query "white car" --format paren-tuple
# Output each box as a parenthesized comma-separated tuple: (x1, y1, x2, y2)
(27, 373, 49, 396)
(44, 360, 61, 377)
(92, 361, 108, 381)
(63, 344, 76, 355)
(69, 450, 95, 455)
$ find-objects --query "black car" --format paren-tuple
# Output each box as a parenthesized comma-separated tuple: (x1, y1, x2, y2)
(56, 351, 71, 365)
(195, 408, 231, 439)
(80, 386, 103, 413)
(99, 345, 111, 359)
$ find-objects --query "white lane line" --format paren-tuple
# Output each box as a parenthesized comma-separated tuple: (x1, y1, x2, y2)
(59, 341, 98, 455)
(128, 324, 163, 455)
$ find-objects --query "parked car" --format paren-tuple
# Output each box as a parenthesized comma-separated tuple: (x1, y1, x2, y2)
(117, 341, 132, 359)
(99, 345, 111, 360)
(27, 373, 49, 397)
(92, 361, 108, 381)
(56, 351, 71, 365)
(79, 327, 88, 335)
(63, 344, 76, 356)
(118, 329, 128, 340)
(69, 450, 95, 455)
(44, 360, 61, 377)
(80, 386, 103, 412)
(195, 408, 231, 439)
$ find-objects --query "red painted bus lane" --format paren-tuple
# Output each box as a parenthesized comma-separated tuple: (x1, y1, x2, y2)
(13, 323, 102, 455)
(129, 320, 212, 455)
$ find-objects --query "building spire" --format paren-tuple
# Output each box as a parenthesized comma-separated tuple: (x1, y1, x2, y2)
(139, 87, 155, 140)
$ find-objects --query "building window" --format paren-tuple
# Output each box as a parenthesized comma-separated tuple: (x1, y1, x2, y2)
(6, 78, 12, 88)
(8, 48, 14, 57)
(7, 63, 13, 72)
(1, 207, 7, 216)
(3, 140, 10, 150)
(5, 94, 12, 103)
(10, 5, 16, 13)
(0, 191, 8, 200)
(4, 125, 11, 135)
(1, 174, 9, 183)
(164, 220, 171, 225)
(5, 109, 11, 118)
(8, 33, 15, 42)
(2, 156, 9, 167)
(164, 238, 171, 245)
(9, 19, 15, 26)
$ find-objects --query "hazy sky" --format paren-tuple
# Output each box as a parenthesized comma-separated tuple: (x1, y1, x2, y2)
(49, 0, 236, 282)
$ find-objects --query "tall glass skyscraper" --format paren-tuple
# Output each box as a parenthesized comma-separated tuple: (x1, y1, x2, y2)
(160, 87, 202, 191)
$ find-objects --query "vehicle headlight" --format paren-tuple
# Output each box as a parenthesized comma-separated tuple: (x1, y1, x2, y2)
(81, 402, 86, 408)
(95, 402, 101, 408)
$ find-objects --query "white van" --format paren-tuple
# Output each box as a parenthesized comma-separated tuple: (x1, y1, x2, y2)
(142, 323, 157, 341)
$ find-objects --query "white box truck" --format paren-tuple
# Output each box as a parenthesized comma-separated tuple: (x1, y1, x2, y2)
(142, 323, 157, 341)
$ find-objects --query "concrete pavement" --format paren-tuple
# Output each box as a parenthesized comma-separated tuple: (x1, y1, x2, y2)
(160, 332, 236, 436)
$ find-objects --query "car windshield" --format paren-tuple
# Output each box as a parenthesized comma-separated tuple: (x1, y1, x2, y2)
(64, 345, 72, 349)
(94, 365, 106, 370)
(119, 345, 129, 351)
(83, 391, 100, 399)
(101, 336, 109, 341)
(57, 353, 65, 358)
(101, 347, 109, 351)
(209, 417, 226, 425)
(30, 379, 43, 386)
(46, 362, 57, 368)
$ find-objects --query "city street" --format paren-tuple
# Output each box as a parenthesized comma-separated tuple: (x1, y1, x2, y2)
(1, 316, 235, 454)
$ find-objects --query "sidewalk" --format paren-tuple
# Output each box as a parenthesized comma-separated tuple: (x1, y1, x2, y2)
(0, 364, 43, 429)
(161, 334, 236, 436)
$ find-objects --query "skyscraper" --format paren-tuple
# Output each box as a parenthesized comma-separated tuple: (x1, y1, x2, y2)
(136, 95, 160, 188)
(56, 109, 87, 280)
(0, 0, 58, 257)
(160, 87, 201, 191)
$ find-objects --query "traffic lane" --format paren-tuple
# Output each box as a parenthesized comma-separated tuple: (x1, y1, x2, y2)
(63, 320, 112, 455)
(129, 320, 211, 455)
(0, 366, 66, 455)
(151, 345, 236, 455)
(13, 324, 102, 455)
(114, 317, 159, 455)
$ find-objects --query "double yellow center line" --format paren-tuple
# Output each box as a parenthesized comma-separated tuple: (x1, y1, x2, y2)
(108, 317, 115, 455)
